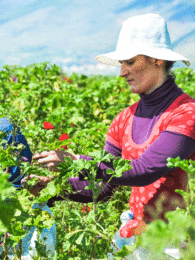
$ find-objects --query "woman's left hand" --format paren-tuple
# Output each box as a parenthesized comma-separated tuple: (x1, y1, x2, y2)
(21, 175, 54, 197)
(32, 150, 79, 172)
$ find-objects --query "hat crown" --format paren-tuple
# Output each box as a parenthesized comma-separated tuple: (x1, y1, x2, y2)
(95, 13, 190, 67)
(117, 13, 172, 50)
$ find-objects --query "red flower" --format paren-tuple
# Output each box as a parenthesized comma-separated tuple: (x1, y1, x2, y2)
(81, 206, 91, 213)
(61, 145, 68, 149)
(64, 77, 72, 83)
(59, 133, 69, 141)
(43, 122, 54, 129)
(81, 208, 86, 213)
(70, 123, 76, 127)
(59, 133, 70, 150)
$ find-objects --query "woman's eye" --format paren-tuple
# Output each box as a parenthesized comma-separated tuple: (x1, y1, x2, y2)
(126, 61, 134, 65)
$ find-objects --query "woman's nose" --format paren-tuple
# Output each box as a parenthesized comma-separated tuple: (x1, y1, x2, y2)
(120, 63, 129, 77)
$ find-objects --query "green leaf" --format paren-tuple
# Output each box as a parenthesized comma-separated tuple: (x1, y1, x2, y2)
(113, 157, 132, 177)
(38, 182, 61, 203)
(75, 232, 85, 245)
(113, 244, 134, 258)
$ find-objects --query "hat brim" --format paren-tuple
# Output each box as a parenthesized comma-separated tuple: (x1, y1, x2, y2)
(96, 47, 190, 67)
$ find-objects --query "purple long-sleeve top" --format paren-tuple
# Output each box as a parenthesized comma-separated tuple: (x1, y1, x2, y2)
(49, 76, 195, 206)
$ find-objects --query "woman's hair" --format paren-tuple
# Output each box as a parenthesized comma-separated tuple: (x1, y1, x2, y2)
(165, 61, 175, 74)
(145, 55, 175, 74)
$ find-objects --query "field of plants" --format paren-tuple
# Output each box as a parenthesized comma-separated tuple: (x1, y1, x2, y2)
(0, 63, 195, 259)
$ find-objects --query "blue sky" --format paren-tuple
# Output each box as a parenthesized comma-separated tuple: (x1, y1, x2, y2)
(0, 0, 194, 75)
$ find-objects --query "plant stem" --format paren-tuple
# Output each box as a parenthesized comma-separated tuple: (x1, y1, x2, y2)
(3, 233, 8, 260)
(68, 229, 128, 260)
(111, 241, 128, 260)
(18, 239, 22, 260)
(31, 146, 37, 166)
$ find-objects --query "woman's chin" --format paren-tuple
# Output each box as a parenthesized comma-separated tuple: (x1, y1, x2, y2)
(129, 85, 140, 94)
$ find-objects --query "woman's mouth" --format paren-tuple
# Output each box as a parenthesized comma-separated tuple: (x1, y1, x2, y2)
(127, 79, 134, 85)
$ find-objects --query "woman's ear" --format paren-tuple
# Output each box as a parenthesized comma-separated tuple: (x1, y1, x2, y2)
(155, 59, 164, 67)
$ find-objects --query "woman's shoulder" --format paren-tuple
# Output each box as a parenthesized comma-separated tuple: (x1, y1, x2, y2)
(115, 102, 139, 122)
(165, 93, 195, 116)
(174, 93, 195, 112)
(0, 117, 13, 132)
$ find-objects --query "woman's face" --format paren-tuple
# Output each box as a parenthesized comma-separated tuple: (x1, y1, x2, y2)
(120, 55, 165, 95)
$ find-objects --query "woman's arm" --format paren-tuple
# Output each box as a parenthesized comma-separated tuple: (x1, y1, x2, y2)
(98, 131, 195, 186)
(37, 130, 195, 204)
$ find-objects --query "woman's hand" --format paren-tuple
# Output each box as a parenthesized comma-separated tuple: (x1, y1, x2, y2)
(21, 174, 54, 197)
(32, 150, 79, 172)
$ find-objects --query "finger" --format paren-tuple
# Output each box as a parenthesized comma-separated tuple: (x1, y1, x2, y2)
(37, 158, 51, 165)
(47, 162, 59, 172)
(21, 175, 39, 186)
(37, 153, 58, 164)
(47, 162, 55, 168)
(33, 151, 50, 160)
(37, 176, 53, 186)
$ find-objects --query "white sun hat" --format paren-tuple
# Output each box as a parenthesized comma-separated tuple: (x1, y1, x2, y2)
(96, 13, 190, 66)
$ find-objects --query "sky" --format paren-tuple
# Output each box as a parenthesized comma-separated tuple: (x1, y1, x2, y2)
(0, 0, 194, 75)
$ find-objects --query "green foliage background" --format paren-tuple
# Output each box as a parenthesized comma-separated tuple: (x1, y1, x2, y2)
(0, 63, 195, 259)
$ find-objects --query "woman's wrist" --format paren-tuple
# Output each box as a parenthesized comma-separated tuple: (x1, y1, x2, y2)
(63, 152, 80, 160)
(72, 154, 80, 160)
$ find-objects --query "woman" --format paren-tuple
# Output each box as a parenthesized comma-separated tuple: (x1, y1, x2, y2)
(33, 13, 195, 257)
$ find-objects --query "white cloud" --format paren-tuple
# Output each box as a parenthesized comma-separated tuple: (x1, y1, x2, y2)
(174, 37, 195, 67)
(52, 57, 74, 65)
(168, 21, 195, 43)
(63, 63, 120, 76)
(0, 0, 194, 73)
(4, 57, 21, 65)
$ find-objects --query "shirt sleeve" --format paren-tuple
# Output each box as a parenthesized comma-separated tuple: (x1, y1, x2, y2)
(97, 130, 195, 186)
(164, 102, 195, 140)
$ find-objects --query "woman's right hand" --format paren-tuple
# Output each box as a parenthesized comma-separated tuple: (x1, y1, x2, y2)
(32, 150, 79, 172)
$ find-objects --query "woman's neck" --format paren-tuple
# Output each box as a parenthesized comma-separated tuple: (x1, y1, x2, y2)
(145, 72, 168, 95)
